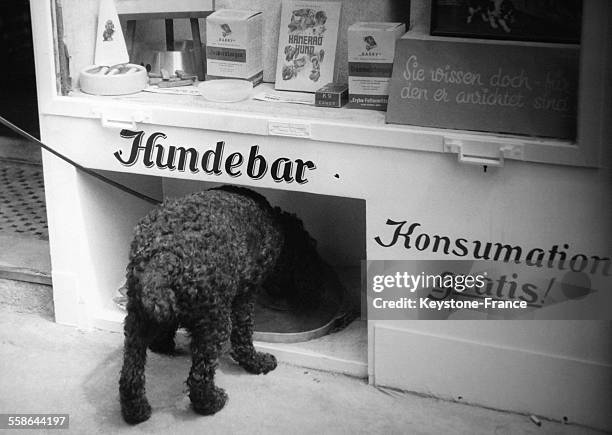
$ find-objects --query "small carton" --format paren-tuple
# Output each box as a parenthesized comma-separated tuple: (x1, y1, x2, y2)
(348, 22, 406, 110)
(206, 9, 263, 85)
(315, 83, 348, 108)
(274, 0, 342, 92)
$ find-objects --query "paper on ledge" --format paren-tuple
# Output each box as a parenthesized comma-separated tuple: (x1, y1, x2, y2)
(143, 85, 201, 96)
(252, 89, 315, 105)
(143, 85, 316, 106)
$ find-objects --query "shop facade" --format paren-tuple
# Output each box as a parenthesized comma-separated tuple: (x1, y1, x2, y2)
(30, 0, 611, 430)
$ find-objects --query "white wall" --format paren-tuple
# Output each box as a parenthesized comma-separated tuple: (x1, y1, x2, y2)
(363, 131, 612, 430)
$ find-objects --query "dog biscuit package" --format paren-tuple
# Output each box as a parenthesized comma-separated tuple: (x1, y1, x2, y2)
(275, 0, 342, 93)
(348, 22, 406, 110)
(206, 9, 263, 85)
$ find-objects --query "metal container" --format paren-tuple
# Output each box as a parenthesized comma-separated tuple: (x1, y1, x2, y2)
(131, 40, 203, 77)
(151, 50, 196, 76)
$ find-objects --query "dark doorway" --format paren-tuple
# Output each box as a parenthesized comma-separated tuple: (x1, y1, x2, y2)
(0, 0, 39, 139)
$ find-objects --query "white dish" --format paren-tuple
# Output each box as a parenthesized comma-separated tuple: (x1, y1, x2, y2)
(80, 63, 148, 96)
(198, 79, 253, 102)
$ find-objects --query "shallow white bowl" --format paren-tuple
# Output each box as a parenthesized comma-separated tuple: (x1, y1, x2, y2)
(80, 64, 148, 96)
(198, 79, 253, 102)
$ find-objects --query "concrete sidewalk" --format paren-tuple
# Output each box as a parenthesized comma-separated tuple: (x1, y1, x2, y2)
(0, 284, 603, 435)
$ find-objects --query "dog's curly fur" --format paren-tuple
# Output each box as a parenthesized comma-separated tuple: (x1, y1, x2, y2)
(119, 186, 328, 424)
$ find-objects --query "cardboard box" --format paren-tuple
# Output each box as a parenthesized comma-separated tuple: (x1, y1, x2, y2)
(274, 1, 342, 93)
(315, 83, 348, 108)
(206, 9, 263, 85)
(348, 22, 405, 110)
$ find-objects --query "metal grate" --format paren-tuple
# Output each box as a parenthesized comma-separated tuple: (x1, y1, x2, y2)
(0, 161, 48, 239)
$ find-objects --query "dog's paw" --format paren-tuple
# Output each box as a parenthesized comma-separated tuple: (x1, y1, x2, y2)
(120, 396, 152, 424)
(238, 351, 277, 375)
(190, 386, 228, 415)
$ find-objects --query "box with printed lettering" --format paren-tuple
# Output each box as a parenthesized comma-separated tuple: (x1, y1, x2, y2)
(206, 9, 263, 85)
(315, 83, 348, 108)
(348, 22, 406, 110)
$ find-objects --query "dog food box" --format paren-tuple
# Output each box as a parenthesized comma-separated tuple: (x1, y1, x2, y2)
(206, 9, 263, 85)
(348, 22, 406, 110)
(315, 82, 348, 108)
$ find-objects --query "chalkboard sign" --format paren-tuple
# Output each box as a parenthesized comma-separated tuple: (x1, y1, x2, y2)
(386, 38, 579, 139)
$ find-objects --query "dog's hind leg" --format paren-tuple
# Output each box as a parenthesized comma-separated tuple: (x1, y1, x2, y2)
(230, 291, 277, 375)
(187, 310, 231, 415)
(119, 309, 152, 424)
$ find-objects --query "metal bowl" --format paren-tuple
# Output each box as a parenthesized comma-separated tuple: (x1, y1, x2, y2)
(131, 40, 202, 77)
(151, 50, 196, 76)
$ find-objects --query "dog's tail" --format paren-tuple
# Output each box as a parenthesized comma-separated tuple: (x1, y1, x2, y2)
(132, 252, 179, 324)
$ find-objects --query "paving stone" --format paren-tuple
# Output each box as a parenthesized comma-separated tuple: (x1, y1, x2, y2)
(0, 160, 48, 240)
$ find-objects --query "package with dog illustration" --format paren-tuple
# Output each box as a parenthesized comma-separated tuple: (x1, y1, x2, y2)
(206, 9, 264, 84)
(348, 22, 406, 110)
(274, 0, 341, 92)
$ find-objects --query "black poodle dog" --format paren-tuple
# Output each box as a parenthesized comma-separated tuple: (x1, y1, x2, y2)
(119, 185, 329, 424)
